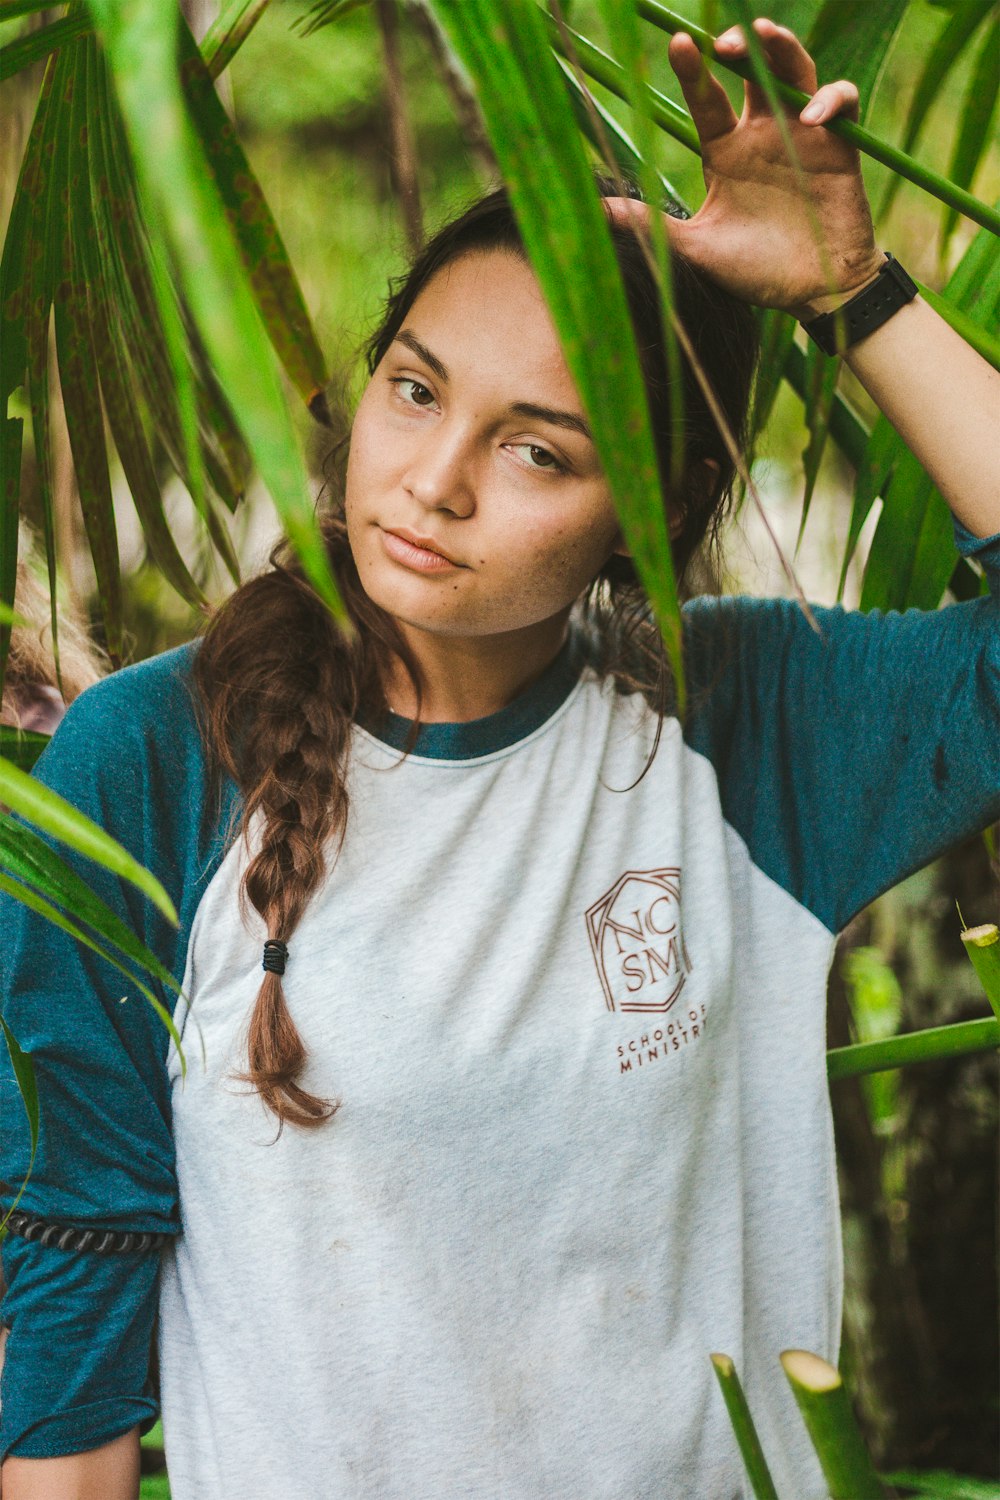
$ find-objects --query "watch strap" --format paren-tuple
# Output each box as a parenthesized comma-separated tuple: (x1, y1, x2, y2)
(802, 253, 918, 357)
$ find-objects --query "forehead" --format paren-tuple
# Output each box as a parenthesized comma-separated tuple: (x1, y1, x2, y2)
(402, 249, 576, 397)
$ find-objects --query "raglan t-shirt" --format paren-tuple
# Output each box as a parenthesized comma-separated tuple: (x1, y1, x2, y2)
(1, 523, 998, 1500)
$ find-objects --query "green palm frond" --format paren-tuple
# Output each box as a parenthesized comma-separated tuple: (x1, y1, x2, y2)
(201, 0, 275, 78)
(0, 11, 92, 81)
(878, 0, 997, 222)
(427, 0, 686, 698)
(294, 0, 373, 36)
(2, 3, 349, 689)
(804, 0, 910, 118)
(939, 11, 1000, 256)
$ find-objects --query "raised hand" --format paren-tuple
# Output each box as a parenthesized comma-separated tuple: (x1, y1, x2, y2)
(610, 18, 883, 319)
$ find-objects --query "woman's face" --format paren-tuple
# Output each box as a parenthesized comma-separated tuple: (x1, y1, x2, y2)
(345, 250, 625, 645)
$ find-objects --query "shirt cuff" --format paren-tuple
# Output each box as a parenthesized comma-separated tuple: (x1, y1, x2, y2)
(953, 517, 1000, 564)
(2, 1395, 158, 1459)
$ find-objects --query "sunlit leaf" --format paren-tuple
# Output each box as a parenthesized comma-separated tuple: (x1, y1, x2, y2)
(0, 601, 28, 629)
(0, 729, 48, 770)
(0, 867, 185, 1070)
(202, 0, 274, 79)
(879, 0, 996, 221)
(748, 310, 797, 458)
(56, 40, 123, 660)
(88, 0, 345, 622)
(939, 12, 1000, 255)
(0, 12, 91, 82)
(860, 451, 956, 613)
(596, 0, 686, 493)
(0, 756, 178, 925)
(430, 0, 685, 699)
(805, 0, 908, 122)
(178, 21, 330, 414)
(546, 11, 701, 156)
(797, 344, 840, 554)
(554, 55, 689, 219)
(839, 413, 902, 600)
(295, 0, 373, 36)
(0, 814, 182, 998)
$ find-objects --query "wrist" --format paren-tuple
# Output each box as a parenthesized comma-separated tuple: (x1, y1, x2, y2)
(793, 253, 887, 322)
(799, 253, 918, 358)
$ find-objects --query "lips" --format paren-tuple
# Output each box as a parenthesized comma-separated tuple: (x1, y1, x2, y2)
(379, 526, 464, 574)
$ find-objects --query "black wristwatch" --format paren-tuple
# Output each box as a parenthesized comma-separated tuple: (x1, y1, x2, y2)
(801, 253, 918, 357)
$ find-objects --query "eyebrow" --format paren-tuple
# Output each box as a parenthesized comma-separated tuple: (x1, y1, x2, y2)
(392, 328, 594, 444)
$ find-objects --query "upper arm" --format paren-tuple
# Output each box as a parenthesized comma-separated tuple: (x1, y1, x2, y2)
(685, 526, 1000, 933)
(1, 1423, 140, 1499)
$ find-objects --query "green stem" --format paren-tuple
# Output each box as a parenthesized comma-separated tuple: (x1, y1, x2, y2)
(202, 0, 275, 81)
(710, 1354, 780, 1500)
(827, 1017, 1000, 1080)
(542, 11, 701, 155)
(780, 1350, 887, 1499)
(0, 13, 92, 83)
(962, 924, 1000, 1021)
(632, 0, 1000, 237)
(554, 56, 690, 217)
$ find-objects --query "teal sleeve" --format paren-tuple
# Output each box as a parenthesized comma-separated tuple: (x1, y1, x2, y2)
(0, 644, 236, 1457)
(683, 526, 1000, 934)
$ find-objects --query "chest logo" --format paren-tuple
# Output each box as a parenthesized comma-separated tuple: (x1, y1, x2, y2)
(585, 868, 691, 1014)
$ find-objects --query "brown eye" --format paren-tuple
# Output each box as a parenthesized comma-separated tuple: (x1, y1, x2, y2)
(391, 377, 436, 408)
(509, 442, 565, 474)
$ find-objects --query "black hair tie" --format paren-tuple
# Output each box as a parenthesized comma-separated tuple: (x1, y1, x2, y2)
(262, 940, 289, 976)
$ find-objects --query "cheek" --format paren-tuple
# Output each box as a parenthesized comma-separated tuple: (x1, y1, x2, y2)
(511, 509, 618, 599)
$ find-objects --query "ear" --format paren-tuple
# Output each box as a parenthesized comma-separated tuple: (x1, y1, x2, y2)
(667, 458, 722, 541)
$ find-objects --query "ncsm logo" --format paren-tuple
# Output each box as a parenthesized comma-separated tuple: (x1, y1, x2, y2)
(585, 868, 691, 1014)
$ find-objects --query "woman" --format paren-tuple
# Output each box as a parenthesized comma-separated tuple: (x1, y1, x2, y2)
(2, 20, 997, 1500)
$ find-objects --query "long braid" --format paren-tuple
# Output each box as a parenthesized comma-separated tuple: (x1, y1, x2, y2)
(195, 513, 411, 1129)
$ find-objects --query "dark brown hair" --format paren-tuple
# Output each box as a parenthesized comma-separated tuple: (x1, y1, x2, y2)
(194, 180, 759, 1129)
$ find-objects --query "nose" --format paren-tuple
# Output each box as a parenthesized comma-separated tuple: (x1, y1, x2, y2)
(402, 422, 476, 520)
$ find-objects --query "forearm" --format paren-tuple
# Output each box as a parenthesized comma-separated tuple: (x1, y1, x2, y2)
(0, 1427, 140, 1499)
(839, 292, 1000, 539)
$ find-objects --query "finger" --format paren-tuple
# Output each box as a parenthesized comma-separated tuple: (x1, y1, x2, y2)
(716, 19, 818, 118)
(669, 31, 738, 145)
(747, 18, 819, 95)
(800, 79, 861, 126)
(602, 197, 652, 232)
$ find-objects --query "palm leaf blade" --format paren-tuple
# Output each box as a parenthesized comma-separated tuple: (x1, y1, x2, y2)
(0, 756, 178, 924)
(939, 13, 1000, 253)
(0, 815, 182, 997)
(430, 0, 685, 697)
(178, 22, 330, 412)
(879, 0, 995, 220)
(0, 867, 185, 1066)
(87, 0, 344, 622)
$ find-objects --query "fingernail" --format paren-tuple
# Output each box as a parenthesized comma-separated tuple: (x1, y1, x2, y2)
(717, 27, 743, 46)
(801, 100, 823, 121)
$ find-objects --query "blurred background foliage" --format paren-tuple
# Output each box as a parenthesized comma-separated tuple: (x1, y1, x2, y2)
(1, 0, 998, 1489)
